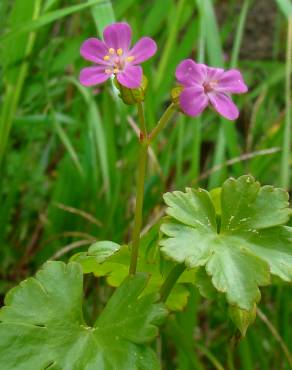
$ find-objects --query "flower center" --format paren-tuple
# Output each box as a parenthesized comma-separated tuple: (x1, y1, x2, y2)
(103, 48, 135, 75)
(203, 80, 218, 93)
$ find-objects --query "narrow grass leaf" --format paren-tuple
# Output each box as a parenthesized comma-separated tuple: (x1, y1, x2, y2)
(89, 0, 115, 35)
(155, 0, 187, 89)
(53, 114, 84, 177)
(280, 17, 292, 188)
(195, 0, 244, 187)
(0, 0, 105, 42)
(275, 0, 292, 18)
(0, 0, 42, 165)
(230, 0, 251, 68)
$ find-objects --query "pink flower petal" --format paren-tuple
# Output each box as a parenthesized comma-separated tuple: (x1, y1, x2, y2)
(79, 67, 110, 86)
(179, 86, 208, 117)
(175, 59, 206, 86)
(206, 66, 224, 81)
(216, 69, 248, 94)
(208, 92, 239, 120)
(103, 22, 132, 51)
(80, 38, 108, 64)
(117, 65, 143, 88)
(128, 37, 157, 64)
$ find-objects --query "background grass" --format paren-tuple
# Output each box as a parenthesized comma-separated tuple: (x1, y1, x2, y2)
(0, 0, 292, 369)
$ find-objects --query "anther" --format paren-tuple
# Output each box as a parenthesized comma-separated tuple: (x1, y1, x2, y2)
(103, 55, 110, 61)
(109, 48, 115, 55)
(113, 68, 119, 73)
(126, 56, 135, 62)
(117, 48, 123, 56)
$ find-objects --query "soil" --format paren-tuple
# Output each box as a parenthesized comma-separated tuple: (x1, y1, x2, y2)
(217, 0, 280, 60)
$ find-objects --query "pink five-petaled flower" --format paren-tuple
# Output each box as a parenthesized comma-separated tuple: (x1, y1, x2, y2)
(79, 22, 157, 89)
(175, 59, 248, 120)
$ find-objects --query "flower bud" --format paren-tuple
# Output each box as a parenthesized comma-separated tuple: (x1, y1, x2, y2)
(114, 75, 148, 105)
(171, 86, 184, 111)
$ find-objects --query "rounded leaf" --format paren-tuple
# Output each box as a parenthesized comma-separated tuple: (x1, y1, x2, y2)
(0, 261, 167, 370)
(160, 175, 292, 310)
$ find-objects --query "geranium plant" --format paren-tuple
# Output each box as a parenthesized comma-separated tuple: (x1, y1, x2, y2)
(1, 22, 292, 370)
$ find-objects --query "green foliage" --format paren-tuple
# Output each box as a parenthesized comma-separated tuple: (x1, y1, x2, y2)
(229, 305, 257, 338)
(71, 227, 190, 311)
(0, 0, 105, 42)
(160, 175, 292, 310)
(275, 0, 292, 18)
(72, 240, 122, 272)
(1, 0, 292, 368)
(0, 261, 166, 370)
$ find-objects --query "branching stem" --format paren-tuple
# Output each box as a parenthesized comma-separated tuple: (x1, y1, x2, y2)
(160, 263, 186, 302)
(129, 103, 176, 275)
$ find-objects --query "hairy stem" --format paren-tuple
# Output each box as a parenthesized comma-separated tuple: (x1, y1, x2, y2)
(129, 142, 148, 275)
(137, 102, 147, 137)
(149, 103, 176, 142)
(129, 102, 148, 275)
(129, 102, 176, 275)
(160, 263, 186, 302)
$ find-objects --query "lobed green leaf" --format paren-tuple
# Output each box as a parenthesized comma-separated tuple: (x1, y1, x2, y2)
(71, 228, 190, 311)
(0, 261, 167, 370)
(160, 175, 292, 310)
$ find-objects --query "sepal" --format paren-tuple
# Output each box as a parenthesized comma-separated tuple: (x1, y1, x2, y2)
(115, 75, 148, 105)
(170, 86, 184, 111)
(229, 304, 257, 337)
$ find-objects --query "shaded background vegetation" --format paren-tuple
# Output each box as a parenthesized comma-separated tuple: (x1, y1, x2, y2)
(0, 0, 291, 369)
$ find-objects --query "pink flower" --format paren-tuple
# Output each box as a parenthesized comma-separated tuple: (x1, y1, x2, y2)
(79, 22, 157, 89)
(175, 59, 248, 120)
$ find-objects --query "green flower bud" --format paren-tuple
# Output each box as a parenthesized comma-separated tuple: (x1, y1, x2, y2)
(114, 75, 148, 105)
(171, 85, 184, 111)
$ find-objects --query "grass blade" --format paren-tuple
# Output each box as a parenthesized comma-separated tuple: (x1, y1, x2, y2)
(280, 17, 292, 188)
(155, 0, 187, 89)
(90, 0, 115, 35)
(230, 0, 251, 68)
(65, 76, 111, 202)
(195, 0, 247, 187)
(195, 0, 224, 66)
(0, 0, 42, 166)
(53, 114, 84, 177)
(275, 0, 292, 18)
(0, 0, 106, 42)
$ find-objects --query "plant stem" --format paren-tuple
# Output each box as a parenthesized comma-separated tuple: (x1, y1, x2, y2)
(129, 142, 148, 274)
(137, 102, 147, 137)
(149, 103, 176, 143)
(129, 103, 177, 275)
(129, 104, 148, 275)
(160, 263, 186, 302)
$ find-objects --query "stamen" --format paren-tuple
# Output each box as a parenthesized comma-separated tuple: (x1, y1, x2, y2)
(105, 69, 112, 74)
(109, 48, 115, 55)
(113, 68, 119, 73)
(117, 48, 123, 56)
(126, 56, 135, 62)
(209, 81, 218, 89)
(203, 80, 218, 93)
(103, 55, 110, 61)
